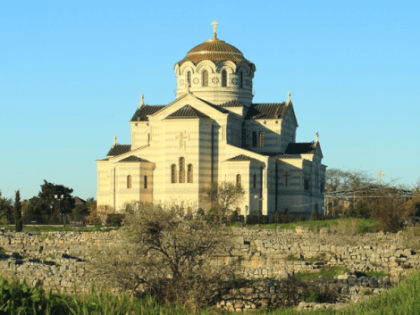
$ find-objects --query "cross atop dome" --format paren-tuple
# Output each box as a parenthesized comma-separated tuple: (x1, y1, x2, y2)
(211, 20, 219, 39)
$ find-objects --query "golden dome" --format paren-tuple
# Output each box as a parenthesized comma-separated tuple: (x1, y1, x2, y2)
(176, 35, 253, 66)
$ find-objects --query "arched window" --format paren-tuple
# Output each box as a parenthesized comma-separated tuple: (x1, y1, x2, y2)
(202, 70, 208, 87)
(187, 71, 191, 86)
(252, 132, 257, 147)
(253, 174, 257, 188)
(171, 164, 177, 183)
(236, 174, 241, 187)
(144, 175, 148, 189)
(187, 164, 193, 183)
(179, 157, 185, 183)
(147, 133, 150, 145)
(259, 131, 264, 147)
(221, 70, 227, 87)
(239, 71, 243, 88)
(127, 175, 132, 189)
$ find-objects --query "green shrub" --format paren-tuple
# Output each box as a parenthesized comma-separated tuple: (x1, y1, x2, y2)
(362, 288, 372, 295)
(304, 289, 319, 302)
(228, 210, 239, 223)
(106, 213, 125, 226)
(246, 214, 268, 224)
(310, 210, 318, 221)
(347, 202, 371, 219)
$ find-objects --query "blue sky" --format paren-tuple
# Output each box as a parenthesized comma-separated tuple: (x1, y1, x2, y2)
(1, 0, 419, 200)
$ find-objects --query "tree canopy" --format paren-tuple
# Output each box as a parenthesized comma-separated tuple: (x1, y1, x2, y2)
(0, 190, 13, 224)
(31, 180, 75, 217)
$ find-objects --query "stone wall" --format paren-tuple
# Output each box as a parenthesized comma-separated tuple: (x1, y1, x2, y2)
(0, 227, 417, 310)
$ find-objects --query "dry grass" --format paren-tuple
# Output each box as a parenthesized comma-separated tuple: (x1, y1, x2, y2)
(327, 218, 359, 246)
(399, 226, 420, 250)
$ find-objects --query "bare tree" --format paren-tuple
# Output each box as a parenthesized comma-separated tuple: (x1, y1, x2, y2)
(325, 167, 376, 193)
(89, 202, 238, 309)
(368, 187, 417, 232)
(202, 181, 245, 224)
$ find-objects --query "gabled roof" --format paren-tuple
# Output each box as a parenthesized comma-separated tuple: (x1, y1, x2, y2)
(245, 103, 287, 120)
(119, 155, 150, 163)
(219, 100, 244, 108)
(285, 142, 317, 155)
(107, 144, 131, 156)
(165, 105, 210, 119)
(226, 154, 261, 163)
(74, 197, 86, 206)
(195, 97, 230, 113)
(266, 153, 302, 159)
(131, 105, 166, 122)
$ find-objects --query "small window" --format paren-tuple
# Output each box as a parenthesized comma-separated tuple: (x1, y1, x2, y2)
(171, 164, 177, 183)
(202, 70, 208, 87)
(187, 71, 191, 86)
(252, 132, 257, 147)
(221, 70, 227, 87)
(253, 174, 257, 188)
(144, 175, 148, 189)
(187, 164, 193, 183)
(179, 157, 185, 183)
(127, 175, 132, 189)
(304, 179, 309, 191)
(259, 132, 264, 147)
(284, 171, 289, 187)
(239, 71, 243, 88)
(320, 182, 325, 193)
(236, 174, 241, 187)
(147, 133, 150, 145)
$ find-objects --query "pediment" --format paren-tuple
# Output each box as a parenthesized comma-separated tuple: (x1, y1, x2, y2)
(148, 94, 228, 122)
(284, 103, 299, 127)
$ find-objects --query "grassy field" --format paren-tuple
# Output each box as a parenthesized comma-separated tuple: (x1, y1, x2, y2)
(293, 266, 350, 281)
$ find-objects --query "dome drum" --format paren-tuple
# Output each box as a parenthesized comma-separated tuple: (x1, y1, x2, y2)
(175, 38, 256, 106)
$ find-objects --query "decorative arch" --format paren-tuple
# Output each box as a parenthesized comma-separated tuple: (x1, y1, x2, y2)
(180, 62, 195, 75)
(236, 65, 249, 76)
(216, 60, 236, 73)
(127, 175, 132, 189)
(236, 62, 251, 75)
(196, 60, 216, 74)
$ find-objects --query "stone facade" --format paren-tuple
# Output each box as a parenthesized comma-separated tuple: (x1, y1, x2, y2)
(96, 26, 327, 219)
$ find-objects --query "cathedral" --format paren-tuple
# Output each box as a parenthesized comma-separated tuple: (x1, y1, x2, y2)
(96, 22, 326, 219)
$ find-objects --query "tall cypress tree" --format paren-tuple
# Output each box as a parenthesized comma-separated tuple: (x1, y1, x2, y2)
(14, 190, 23, 232)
